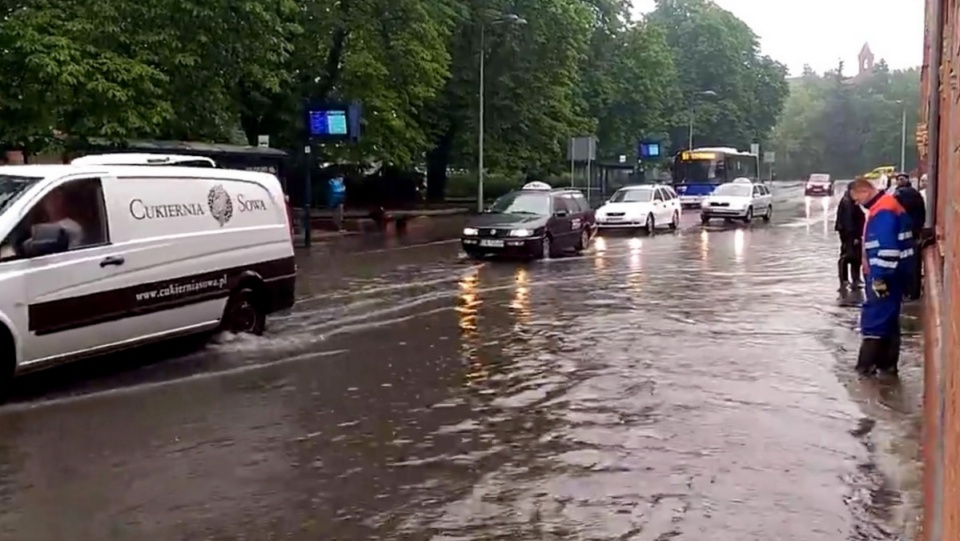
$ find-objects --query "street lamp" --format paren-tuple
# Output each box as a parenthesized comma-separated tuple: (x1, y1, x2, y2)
(688, 90, 717, 149)
(478, 13, 526, 212)
(895, 99, 907, 173)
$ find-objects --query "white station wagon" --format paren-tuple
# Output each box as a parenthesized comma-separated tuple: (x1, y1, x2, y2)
(595, 184, 681, 234)
(0, 164, 296, 395)
(699, 178, 773, 224)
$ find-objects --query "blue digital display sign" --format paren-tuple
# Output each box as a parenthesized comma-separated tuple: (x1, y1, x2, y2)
(308, 109, 348, 136)
(638, 141, 661, 158)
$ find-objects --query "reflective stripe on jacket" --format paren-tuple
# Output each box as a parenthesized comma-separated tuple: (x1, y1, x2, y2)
(861, 193, 914, 280)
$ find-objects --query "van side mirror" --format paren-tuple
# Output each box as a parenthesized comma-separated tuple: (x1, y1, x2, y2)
(20, 224, 69, 258)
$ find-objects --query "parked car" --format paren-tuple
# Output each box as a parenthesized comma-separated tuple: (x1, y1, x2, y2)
(461, 181, 595, 259)
(700, 178, 773, 224)
(804, 173, 834, 196)
(595, 184, 681, 234)
(0, 163, 296, 395)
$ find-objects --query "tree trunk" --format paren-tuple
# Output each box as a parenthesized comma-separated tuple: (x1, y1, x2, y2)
(426, 127, 455, 202)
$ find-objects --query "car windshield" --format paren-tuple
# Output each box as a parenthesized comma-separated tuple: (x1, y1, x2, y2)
(610, 188, 653, 202)
(489, 191, 550, 215)
(809, 174, 829, 182)
(0, 175, 39, 214)
(713, 184, 752, 197)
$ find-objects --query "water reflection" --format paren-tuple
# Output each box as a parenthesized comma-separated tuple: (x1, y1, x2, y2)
(627, 238, 642, 293)
(457, 272, 483, 386)
(594, 236, 607, 253)
(734, 228, 745, 263)
(822, 197, 831, 235)
(699, 229, 709, 262)
(594, 236, 607, 274)
(457, 271, 480, 333)
(805, 196, 812, 219)
(510, 267, 531, 324)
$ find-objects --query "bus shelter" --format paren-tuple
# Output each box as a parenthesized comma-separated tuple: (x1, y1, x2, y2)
(75, 139, 291, 190)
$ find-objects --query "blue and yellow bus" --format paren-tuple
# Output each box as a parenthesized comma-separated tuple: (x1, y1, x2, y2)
(672, 147, 759, 207)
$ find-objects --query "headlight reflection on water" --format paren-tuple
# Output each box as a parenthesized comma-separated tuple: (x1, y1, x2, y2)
(510, 267, 531, 324)
(457, 271, 488, 386)
(734, 228, 745, 263)
(594, 236, 607, 273)
(699, 229, 709, 261)
(457, 271, 480, 333)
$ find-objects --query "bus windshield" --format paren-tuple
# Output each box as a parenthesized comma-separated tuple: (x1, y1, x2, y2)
(674, 152, 721, 184)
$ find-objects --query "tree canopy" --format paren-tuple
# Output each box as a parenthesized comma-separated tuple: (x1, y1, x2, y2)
(1, 0, 791, 194)
(769, 61, 920, 179)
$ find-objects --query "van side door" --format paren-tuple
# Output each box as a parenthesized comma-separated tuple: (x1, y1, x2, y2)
(16, 175, 132, 365)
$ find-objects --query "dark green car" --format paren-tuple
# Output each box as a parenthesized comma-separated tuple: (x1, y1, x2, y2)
(461, 183, 596, 259)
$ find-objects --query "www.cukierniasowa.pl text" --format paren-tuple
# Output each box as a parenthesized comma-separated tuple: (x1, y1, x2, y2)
(135, 275, 228, 302)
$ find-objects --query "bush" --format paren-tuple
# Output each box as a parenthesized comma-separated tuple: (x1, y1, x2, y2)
(446, 172, 573, 201)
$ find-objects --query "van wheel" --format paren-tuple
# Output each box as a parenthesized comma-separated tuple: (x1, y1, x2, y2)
(0, 330, 14, 402)
(222, 287, 266, 335)
(0, 361, 12, 403)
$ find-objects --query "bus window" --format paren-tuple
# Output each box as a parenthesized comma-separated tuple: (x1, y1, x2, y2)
(726, 155, 757, 181)
(674, 156, 719, 183)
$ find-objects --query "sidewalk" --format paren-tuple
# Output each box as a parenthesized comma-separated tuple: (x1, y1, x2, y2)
(292, 213, 469, 248)
(299, 206, 470, 235)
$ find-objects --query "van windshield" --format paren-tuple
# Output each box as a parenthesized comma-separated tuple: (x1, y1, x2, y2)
(0, 175, 39, 214)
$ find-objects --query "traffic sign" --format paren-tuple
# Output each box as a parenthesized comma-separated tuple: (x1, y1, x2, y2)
(763, 151, 775, 163)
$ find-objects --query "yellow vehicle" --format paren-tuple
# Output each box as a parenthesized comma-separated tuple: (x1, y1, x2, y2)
(858, 165, 896, 180)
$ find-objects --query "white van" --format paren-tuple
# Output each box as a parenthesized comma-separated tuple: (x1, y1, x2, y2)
(71, 153, 218, 168)
(0, 164, 296, 392)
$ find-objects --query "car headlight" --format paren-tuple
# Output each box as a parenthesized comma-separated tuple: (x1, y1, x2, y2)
(701, 200, 710, 208)
(509, 229, 533, 237)
(463, 227, 479, 236)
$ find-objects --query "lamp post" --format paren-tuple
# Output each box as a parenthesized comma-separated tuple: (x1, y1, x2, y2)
(687, 90, 717, 149)
(895, 99, 907, 173)
(478, 13, 526, 212)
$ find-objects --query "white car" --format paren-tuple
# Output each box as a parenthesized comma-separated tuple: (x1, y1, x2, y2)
(700, 179, 773, 224)
(595, 184, 681, 234)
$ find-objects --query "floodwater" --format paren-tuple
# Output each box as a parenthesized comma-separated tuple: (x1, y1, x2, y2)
(0, 183, 923, 540)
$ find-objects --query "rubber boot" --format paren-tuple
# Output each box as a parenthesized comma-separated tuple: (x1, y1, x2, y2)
(838, 256, 850, 290)
(856, 338, 883, 377)
(876, 330, 901, 377)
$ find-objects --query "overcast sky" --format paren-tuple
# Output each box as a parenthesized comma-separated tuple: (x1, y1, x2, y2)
(631, 0, 925, 76)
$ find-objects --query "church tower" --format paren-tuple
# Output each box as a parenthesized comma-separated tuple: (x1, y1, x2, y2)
(858, 43, 875, 75)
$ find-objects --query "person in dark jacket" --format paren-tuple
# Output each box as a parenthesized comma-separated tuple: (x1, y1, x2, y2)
(893, 173, 925, 300)
(835, 183, 866, 289)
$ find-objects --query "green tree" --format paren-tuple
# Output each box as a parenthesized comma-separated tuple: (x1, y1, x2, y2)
(769, 61, 920, 179)
(422, 0, 595, 199)
(582, 21, 680, 158)
(646, 0, 788, 152)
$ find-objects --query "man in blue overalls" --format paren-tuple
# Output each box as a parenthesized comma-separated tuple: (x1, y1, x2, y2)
(848, 178, 915, 377)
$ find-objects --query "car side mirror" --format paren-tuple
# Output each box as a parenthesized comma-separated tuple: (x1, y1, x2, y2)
(554, 210, 569, 218)
(20, 223, 69, 258)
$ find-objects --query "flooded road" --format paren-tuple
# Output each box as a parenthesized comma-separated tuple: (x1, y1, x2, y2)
(0, 183, 922, 540)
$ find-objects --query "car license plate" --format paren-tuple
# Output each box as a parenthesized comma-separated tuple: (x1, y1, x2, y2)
(479, 239, 504, 247)
(606, 216, 622, 221)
